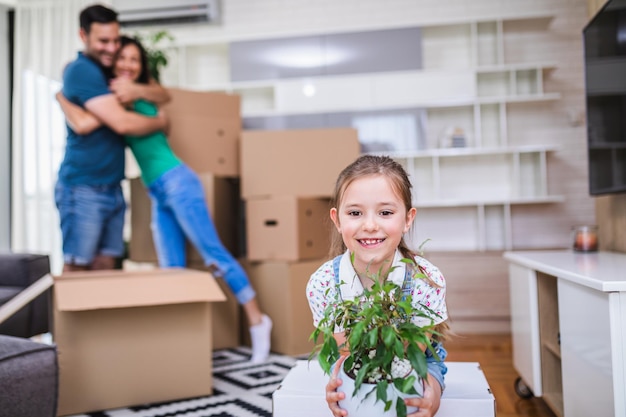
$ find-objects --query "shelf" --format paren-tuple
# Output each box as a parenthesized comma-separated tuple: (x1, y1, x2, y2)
(375, 144, 558, 158)
(478, 93, 561, 104)
(381, 142, 561, 250)
(537, 273, 563, 417)
(543, 392, 564, 417)
(475, 62, 557, 73)
(181, 64, 560, 117)
(543, 340, 561, 359)
(413, 196, 564, 208)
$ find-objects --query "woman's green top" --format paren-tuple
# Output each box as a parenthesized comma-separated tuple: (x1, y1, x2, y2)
(125, 99, 181, 186)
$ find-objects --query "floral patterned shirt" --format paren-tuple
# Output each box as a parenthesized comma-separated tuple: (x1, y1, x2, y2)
(306, 250, 448, 332)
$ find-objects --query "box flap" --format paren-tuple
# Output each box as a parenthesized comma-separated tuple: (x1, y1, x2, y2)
(164, 88, 241, 119)
(54, 268, 226, 311)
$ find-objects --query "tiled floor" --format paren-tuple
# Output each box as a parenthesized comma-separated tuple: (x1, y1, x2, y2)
(67, 347, 298, 417)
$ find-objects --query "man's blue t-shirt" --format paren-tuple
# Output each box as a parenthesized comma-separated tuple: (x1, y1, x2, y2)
(57, 52, 125, 186)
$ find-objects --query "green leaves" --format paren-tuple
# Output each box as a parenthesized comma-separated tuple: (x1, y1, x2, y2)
(395, 397, 407, 416)
(407, 343, 428, 381)
(135, 30, 174, 82)
(309, 253, 439, 417)
(382, 325, 395, 347)
(394, 374, 419, 395)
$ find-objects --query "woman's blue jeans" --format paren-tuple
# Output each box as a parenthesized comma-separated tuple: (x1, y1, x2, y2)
(147, 164, 255, 305)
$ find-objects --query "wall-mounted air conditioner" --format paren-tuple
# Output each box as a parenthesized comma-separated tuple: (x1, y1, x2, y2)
(113, 0, 220, 27)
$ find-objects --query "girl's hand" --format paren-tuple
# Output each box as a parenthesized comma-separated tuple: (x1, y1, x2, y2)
(326, 355, 348, 417)
(405, 374, 442, 417)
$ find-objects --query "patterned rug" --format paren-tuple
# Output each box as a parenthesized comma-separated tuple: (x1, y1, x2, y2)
(69, 347, 306, 417)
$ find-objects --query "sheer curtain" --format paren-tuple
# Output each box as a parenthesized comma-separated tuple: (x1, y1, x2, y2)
(11, 0, 98, 273)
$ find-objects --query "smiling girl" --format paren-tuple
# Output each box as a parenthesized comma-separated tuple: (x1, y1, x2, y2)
(306, 155, 449, 417)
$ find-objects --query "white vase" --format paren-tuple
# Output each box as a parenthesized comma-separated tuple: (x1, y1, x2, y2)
(337, 363, 424, 417)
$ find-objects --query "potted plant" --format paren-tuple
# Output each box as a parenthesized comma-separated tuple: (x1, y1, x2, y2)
(135, 30, 175, 82)
(310, 255, 441, 417)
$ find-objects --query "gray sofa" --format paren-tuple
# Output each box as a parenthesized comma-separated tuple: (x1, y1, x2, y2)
(0, 334, 58, 417)
(0, 253, 51, 338)
(0, 253, 58, 417)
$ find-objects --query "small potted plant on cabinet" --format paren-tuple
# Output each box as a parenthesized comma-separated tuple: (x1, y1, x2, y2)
(310, 256, 441, 417)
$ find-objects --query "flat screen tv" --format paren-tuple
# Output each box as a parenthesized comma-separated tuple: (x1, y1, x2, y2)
(583, 0, 626, 195)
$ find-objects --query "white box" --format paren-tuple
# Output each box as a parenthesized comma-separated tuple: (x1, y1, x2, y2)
(273, 361, 495, 417)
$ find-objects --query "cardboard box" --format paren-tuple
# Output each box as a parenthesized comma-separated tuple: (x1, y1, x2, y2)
(129, 173, 240, 263)
(121, 261, 241, 350)
(163, 88, 241, 177)
(241, 259, 324, 356)
(273, 361, 496, 417)
(53, 268, 226, 416)
(246, 197, 332, 261)
(240, 128, 360, 199)
(188, 262, 241, 350)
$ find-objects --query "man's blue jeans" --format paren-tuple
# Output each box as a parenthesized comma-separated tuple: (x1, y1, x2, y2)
(147, 164, 256, 304)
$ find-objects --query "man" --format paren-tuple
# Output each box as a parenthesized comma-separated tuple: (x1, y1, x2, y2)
(56, 4, 169, 271)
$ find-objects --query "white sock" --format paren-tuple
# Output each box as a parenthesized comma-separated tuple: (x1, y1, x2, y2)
(249, 314, 272, 363)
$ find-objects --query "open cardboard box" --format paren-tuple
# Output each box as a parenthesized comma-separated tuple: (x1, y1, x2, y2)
(188, 262, 242, 350)
(273, 361, 495, 417)
(53, 268, 226, 416)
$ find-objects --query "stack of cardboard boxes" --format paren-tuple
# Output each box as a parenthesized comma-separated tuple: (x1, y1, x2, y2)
(239, 128, 360, 355)
(126, 89, 361, 356)
(128, 91, 362, 355)
(128, 88, 244, 350)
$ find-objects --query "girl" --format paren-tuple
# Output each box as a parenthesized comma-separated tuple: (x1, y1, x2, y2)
(306, 155, 449, 416)
(56, 36, 272, 363)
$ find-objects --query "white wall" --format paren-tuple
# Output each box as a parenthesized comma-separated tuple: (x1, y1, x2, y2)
(0, 5, 10, 250)
(152, 0, 594, 249)
(146, 0, 578, 42)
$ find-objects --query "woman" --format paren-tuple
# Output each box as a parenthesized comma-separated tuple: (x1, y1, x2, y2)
(56, 36, 272, 363)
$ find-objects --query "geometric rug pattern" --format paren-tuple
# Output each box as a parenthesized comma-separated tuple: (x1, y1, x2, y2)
(69, 347, 305, 417)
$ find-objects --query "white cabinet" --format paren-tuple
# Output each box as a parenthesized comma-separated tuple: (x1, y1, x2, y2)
(505, 250, 626, 417)
(508, 263, 543, 396)
(558, 280, 619, 417)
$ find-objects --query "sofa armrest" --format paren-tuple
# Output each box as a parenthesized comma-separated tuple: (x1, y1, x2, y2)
(0, 274, 53, 327)
(0, 253, 50, 288)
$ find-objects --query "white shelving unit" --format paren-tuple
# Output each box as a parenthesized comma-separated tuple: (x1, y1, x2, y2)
(378, 145, 559, 203)
(161, 14, 560, 118)
(379, 145, 562, 251)
(159, 13, 564, 252)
